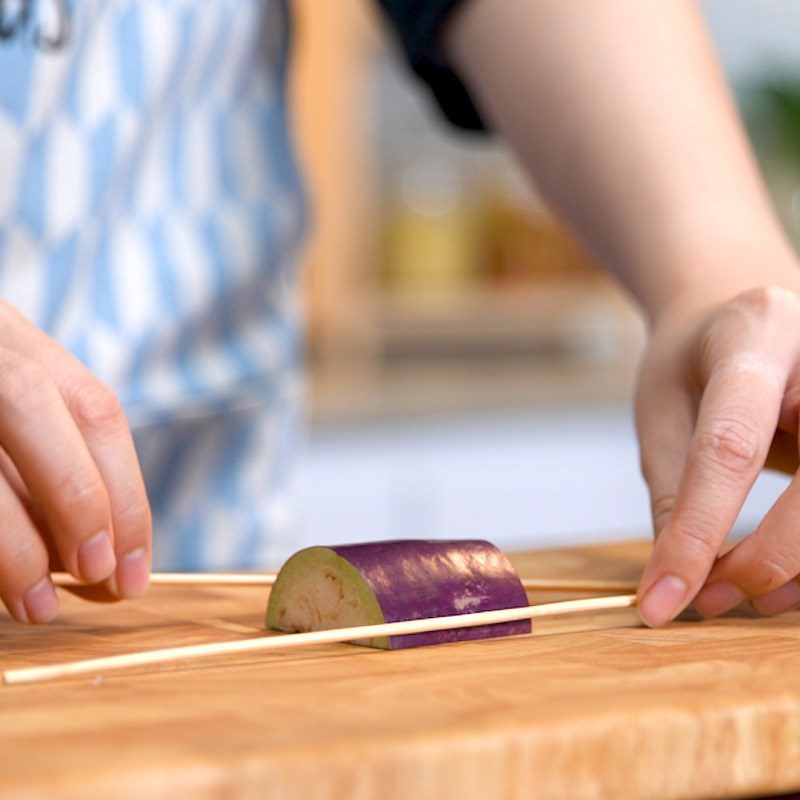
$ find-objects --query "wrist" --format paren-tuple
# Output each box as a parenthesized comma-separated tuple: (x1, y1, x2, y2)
(640, 228, 800, 326)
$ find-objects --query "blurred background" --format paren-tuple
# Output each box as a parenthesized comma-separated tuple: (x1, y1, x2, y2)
(290, 0, 800, 553)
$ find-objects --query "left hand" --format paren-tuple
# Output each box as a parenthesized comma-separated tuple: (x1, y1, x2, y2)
(635, 283, 800, 627)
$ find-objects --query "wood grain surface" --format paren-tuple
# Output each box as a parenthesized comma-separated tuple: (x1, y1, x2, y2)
(3, 540, 800, 800)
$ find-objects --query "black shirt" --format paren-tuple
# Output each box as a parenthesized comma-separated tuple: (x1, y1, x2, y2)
(376, 0, 487, 132)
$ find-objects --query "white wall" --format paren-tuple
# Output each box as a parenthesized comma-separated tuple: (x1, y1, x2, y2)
(298, 408, 789, 554)
(702, 0, 800, 77)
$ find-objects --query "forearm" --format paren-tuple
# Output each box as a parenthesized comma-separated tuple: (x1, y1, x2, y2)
(444, 0, 799, 320)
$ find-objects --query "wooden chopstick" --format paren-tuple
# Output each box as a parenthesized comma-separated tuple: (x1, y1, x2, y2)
(51, 572, 639, 594)
(2, 594, 637, 686)
(520, 578, 638, 593)
(51, 572, 279, 588)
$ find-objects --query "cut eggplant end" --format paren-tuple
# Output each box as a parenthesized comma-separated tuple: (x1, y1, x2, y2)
(266, 547, 390, 648)
(266, 539, 531, 650)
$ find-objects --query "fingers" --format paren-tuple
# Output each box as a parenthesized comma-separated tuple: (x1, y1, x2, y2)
(0, 472, 57, 623)
(637, 361, 786, 627)
(694, 470, 800, 617)
(0, 349, 116, 585)
(60, 376, 151, 598)
(0, 444, 51, 539)
(636, 379, 694, 537)
(0, 304, 151, 599)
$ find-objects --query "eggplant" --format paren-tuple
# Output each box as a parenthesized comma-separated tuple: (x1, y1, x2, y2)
(266, 539, 530, 649)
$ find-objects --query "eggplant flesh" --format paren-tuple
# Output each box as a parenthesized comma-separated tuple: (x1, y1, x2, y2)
(266, 539, 530, 649)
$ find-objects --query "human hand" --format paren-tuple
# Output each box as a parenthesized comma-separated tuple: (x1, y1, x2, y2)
(635, 283, 800, 626)
(0, 302, 151, 623)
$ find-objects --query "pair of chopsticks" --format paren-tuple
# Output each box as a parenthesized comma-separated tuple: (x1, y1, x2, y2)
(1, 574, 640, 686)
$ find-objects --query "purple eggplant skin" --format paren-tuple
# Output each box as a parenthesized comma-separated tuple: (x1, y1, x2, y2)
(330, 539, 530, 649)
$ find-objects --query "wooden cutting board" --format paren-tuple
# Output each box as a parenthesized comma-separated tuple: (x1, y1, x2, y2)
(3, 540, 800, 800)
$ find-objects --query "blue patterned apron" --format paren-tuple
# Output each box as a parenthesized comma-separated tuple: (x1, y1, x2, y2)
(0, 0, 307, 568)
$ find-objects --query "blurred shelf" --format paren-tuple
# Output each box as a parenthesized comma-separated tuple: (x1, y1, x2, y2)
(308, 282, 645, 426)
(293, 11, 648, 429)
(377, 282, 641, 361)
(309, 355, 641, 426)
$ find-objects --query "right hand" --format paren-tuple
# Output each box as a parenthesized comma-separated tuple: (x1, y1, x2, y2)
(0, 302, 151, 623)
(635, 283, 800, 626)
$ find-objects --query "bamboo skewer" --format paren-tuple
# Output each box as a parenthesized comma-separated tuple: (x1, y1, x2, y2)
(51, 572, 639, 594)
(521, 578, 638, 593)
(51, 572, 280, 588)
(2, 594, 637, 686)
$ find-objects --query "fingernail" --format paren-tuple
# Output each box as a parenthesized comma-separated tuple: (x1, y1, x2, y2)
(77, 530, 116, 583)
(693, 582, 745, 618)
(110, 547, 149, 599)
(23, 576, 59, 624)
(752, 581, 800, 616)
(638, 574, 688, 627)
